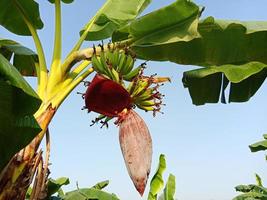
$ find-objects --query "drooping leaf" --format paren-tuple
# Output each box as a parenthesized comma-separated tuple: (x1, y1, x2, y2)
(182, 62, 267, 105)
(0, 38, 38, 76)
(62, 188, 119, 200)
(0, 0, 43, 35)
(164, 174, 176, 200)
(148, 154, 166, 200)
(47, 177, 70, 197)
(0, 54, 41, 171)
(80, 0, 152, 41)
(249, 134, 267, 153)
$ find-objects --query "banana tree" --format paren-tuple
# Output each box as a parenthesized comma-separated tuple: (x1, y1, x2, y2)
(0, 0, 267, 199)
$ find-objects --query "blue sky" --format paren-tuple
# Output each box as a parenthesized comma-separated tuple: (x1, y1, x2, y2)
(1, 1, 267, 200)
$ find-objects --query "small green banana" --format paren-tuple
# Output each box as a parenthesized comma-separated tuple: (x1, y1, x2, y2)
(137, 100, 155, 107)
(136, 104, 154, 112)
(117, 53, 126, 73)
(99, 51, 109, 72)
(91, 55, 106, 74)
(135, 88, 154, 101)
(112, 49, 120, 70)
(111, 68, 120, 83)
(127, 81, 136, 94)
(123, 65, 142, 81)
(131, 80, 149, 97)
(121, 55, 134, 75)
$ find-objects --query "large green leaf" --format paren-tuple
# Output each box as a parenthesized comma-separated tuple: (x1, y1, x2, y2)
(0, 54, 41, 171)
(182, 62, 267, 105)
(0, 38, 38, 76)
(80, 0, 152, 41)
(0, 0, 43, 36)
(129, 17, 267, 65)
(114, 7, 267, 66)
(148, 154, 166, 200)
(112, 1, 267, 105)
(113, 0, 200, 45)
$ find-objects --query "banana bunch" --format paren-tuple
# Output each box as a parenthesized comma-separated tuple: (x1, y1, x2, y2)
(91, 49, 142, 83)
(89, 48, 170, 126)
(127, 75, 170, 116)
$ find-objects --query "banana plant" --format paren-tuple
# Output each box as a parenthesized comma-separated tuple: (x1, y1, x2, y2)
(233, 135, 267, 200)
(0, 0, 266, 199)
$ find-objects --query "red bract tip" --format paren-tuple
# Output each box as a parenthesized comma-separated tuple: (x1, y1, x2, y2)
(85, 74, 132, 117)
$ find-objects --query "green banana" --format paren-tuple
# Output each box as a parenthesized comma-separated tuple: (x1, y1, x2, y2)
(111, 67, 120, 83)
(123, 65, 142, 81)
(137, 100, 156, 107)
(99, 52, 117, 80)
(136, 104, 154, 112)
(112, 49, 120, 70)
(127, 81, 136, 94)
(105, 50, 114, 66)
(91, 55, 106, 74)
(135, 88, 154, 101)
(131, 80, 149, 97)
(117, 53, 126, 73)
(121, 55, 134, 75)
(99, 51, 109, 72)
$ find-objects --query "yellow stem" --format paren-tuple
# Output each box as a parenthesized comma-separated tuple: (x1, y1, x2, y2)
(13, 1, 48, 99)
(47, 0, 63, 98)
(52, 68, 94, 107)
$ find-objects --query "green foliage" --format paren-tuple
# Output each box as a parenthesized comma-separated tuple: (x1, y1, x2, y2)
(62, 188, 119, 200)
(80, 0, 151, 41)
(0, 54, 41, 171)
(91, 180, 109, 190)
(47, 177, 70, 197)
(148, 154, 167, 200)
(0, 38, 38, 76)
(164, 174, 176, 200)
(26, 178, 117, 200)
(148, 155, 176, 200)
(113, 0, 267, 105)
(249, 134, 267, 153)
(0, 0, 43, 35)
(233, 175, 267, 200)
(233, 135, 267, 200)
(183, 62, 267, 105)
(113, 0, 200, 45)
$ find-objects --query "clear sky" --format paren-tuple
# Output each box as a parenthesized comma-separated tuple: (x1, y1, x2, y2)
(1, 1, 267, 200)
